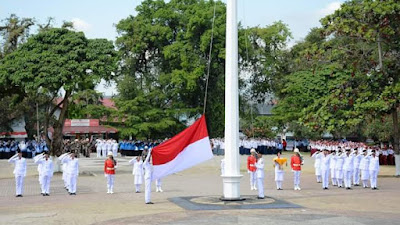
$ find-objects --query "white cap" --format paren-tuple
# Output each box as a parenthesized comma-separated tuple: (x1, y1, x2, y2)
(294, 148, 300, 153)
(250, 148, 256, 153)
(107, 152, 113, 156)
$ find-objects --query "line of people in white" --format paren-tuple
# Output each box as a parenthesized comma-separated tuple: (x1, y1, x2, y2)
(95, 139, 119, 158)
(312, 148, 380, 190)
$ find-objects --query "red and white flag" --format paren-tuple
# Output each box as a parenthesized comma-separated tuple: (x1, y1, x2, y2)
(151, 115, 213, 180)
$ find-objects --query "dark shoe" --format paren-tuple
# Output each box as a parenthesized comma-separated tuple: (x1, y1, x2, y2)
(45, 193, 50, 196)
(72, 193, 76, 195)
(42, 193, 45, 196)
(257, 197, 265, 199)
(146, 202, 154, 204)
(354, 184, 360, 186)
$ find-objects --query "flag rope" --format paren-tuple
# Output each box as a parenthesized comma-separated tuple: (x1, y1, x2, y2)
(203, 0, 217, 115)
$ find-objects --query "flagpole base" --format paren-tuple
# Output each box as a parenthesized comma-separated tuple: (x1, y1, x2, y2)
(221, 175, 243, 201)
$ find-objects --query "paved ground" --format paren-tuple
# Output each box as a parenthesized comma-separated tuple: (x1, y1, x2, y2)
(0, 153, 399, 225)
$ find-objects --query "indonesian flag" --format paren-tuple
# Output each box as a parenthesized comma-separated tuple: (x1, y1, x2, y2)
(151, 115, 213, 180)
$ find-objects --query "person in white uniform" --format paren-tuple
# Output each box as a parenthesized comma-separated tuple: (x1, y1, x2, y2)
(314, 149, 331, 189)
(34, 152, 44, 190)
(143, 149, 154, 204)
(129, 156, 144, 193)
(8, 150, 27, 197)
(101, 140, 107, 158)
(112, 140, 119, 157)
(335, 150, 345, 188)
(35, 152, 54, 196)
(59, 152, 70, 190)
(273, 152, 287, 190)
(359, 150, 370, 188)
(329, 150, 337, 186)
(62, 152, 79, 195)
(369, 150, 380, 190)
(255, 152, 265, 199)
(352, 148, 363, 186)
(96, 140, 102, 158)
(343, 149, 354, 190)
(106, 140, 113, 157)
(312, 150, 322, 183)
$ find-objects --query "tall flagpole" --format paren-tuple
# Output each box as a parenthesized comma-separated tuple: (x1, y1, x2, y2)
(222, 0, 242, 200)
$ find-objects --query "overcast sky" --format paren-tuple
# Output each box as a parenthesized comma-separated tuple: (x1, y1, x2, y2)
(1, 0, 345, 96)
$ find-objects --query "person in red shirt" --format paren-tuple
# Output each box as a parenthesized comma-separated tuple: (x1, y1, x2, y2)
(291, 148, 303, 190)
(247, 149, 257, 190)
(282, 139, 287, 151)
(104, 152, 117, 194)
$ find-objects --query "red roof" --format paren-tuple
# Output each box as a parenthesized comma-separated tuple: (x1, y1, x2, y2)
(54, 97, 116, 109)
(62, 125, 118, 134)
(100, 98, 116, 109)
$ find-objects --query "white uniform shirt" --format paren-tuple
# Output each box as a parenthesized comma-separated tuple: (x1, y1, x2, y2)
(369, 155, 380, 171)
(315, 153, 331, 171)
(63, 157, 79, 176)
(335, 154, 344, 170)
(255, 158, 265, 179)
(359, 155, 369, 171)
(130, 158, 144, 176)
(343, 154, 354, 171)
(36, 158, 54, 177)
(8, 157, 27, 176)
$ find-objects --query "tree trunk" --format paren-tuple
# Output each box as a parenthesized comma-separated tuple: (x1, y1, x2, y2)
(51, 91, 70, 156)
(392, 107, 400, 176)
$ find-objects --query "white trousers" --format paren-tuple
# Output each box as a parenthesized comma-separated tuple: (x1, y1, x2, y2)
(41, 175, 52, 194)
(249, 171, 256, 188)
(69, 174, 77, 193)
(145, 178, 151, 203)
(156, 178, 162, 188)
(106, 174, 115, 191)
(135, 184, 141, 192)
(353, 168, 360, 185)
(344, 170, 352, 188)
(369, 170, 378, 188)
(113, 149, 118, 157)
(96, 149, 101, 158)
(361, 169, 369, 180)
(15, 175, 24, 195)
(330, 168, 337, 185)
(257, 178, 264, 198)
(63, 172, 69, 188)
(293, 171, 301, 187)
(321, 169, 329, 188)
(102, 149, 107, 158)
(335, 169, 343, 187)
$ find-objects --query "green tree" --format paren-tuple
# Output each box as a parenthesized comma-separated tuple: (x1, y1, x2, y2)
(116, 0, 292, 138)
(319, 0, 400, 153)
(0, 28, 117, 155)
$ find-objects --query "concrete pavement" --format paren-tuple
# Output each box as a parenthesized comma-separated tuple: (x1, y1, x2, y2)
(0, 153, 399, 225)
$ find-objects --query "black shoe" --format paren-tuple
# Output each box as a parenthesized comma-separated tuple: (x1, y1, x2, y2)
(45, 193, 50, 196)
(42, 193, 45, 196)
(72, 193, 76, 195)
(354, 184, 360, 186)
(16, 195, 22, 197)
(146, 202, 154, 204)
(257, 197, 265, 199)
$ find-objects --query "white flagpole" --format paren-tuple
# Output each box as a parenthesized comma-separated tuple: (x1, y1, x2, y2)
(222, 0, 242, 200)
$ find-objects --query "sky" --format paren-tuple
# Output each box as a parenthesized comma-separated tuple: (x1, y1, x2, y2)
(1, 0, 346, 95)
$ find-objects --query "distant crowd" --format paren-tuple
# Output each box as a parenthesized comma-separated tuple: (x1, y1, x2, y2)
(0, 139, 49, 159)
